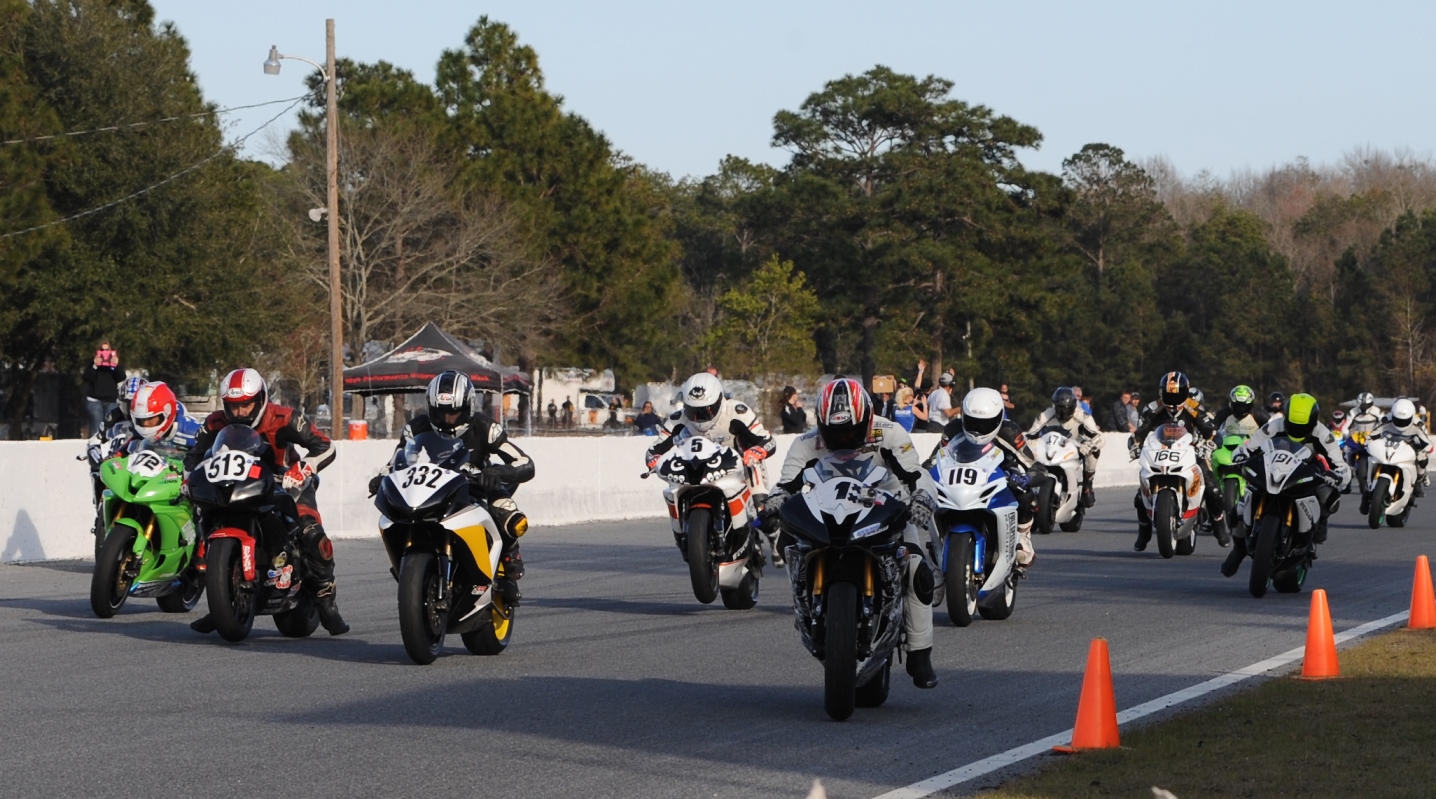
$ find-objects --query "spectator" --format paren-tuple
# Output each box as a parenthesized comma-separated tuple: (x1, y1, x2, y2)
(604, 397, 623, 429)
(1127, 392, 1143, 433)
(634, 401, 663, 436)
(914, 359, 930, 393)
(926, 375, 957, 433)
(999, 383, 1016, 416)
(894, 376, 914, 409)
(912, 390, 930, 430)
(1108, 390, 1132, 432)
(877, 391, 896, 421)
(82, 339, 122, 436)
(779, 386, 808, 434)
(893, 387, 916, 432)
(546, 399, 558, 426)
(561, 396, 574, 428)
(1072, 385, 1092, 416)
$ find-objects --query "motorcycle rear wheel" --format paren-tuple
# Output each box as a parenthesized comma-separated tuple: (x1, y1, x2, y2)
(89, 527, 138, 619)
(205, 538, 256, 642)
(685, 508, 719, 604)
(273, 592, 319, 637)
(1155, 490, 1179, 559)
(1058, 506, 1085, 533)
(944, 533, 977, 627)
(1368, 479, 1389, 529)
(1248, 511, 1282, 598)
(720, 568, 759, 610)
(977, 570, 1017, 621)
(156, 569, 204, 613)
(1273, 560, 1308, 594)
(399, 551, 447, 664)
(823, 581, 859, 721)
(854, 654, 891, 708)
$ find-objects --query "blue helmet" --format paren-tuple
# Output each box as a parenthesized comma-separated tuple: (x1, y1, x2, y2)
(118, 377, 147, 420)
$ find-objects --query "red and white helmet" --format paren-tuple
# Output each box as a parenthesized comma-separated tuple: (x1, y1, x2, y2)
(220, 368, 268, 428)
(816, 377, 873, 453)
(131, 382, 178, 442)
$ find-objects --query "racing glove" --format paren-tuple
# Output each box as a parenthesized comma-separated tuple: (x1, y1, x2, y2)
(282, 461, 314, 490)
(761, 490, 788, 518)
(910, 489, 936, 532)
(645, 451, 661, 471)
(367, 474, 384, 497)
(462, 464, 503, 493)
(742, 447, 767, 467)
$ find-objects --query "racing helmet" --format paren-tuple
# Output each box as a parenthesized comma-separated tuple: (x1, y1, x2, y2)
(1285, 393, 1319, 441)
(960, 387, 1006, 445)
(220, 368, 267, 428)
(1159, 371, 1190, 412)
(1267, 392, 1285, 415)
(131, 382, 178, 443)
(1331, 409, 1347, 427)
(1391, 398, 1418, 431)
(426, 370, 476, 436)
(815, 377, 872, 453)
(1188, 386, 1205, 407)
(116, 377, 147, 421)
(1228, 385, 1255, 417)
(679, 372, 725, 434)
(1052, 387, 1077, 423)
(1357, 391, 1376, 413)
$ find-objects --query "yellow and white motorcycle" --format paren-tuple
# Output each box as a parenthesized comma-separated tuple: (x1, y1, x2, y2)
(376, 431, 515, 665)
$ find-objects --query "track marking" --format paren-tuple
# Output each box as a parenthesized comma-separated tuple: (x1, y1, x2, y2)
(871, 610, 1411, 799)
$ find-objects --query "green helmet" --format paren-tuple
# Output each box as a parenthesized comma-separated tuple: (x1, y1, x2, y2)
(1229, 385, 1256, 416)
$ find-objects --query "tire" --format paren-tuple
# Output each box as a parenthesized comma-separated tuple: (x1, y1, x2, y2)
(156, 569, 204, 613)
(93, 509, 106, 562)
(720, 568, 760, 610)
(1248, 510, 1282, 599)
(1273, 560, 1308, 594)
(823, 581, 860, 721)
(1390, 504, 1410, 528)
(854, 654, 891, 708)
(1034, 478, 1055, 535)
(205, 538, 256, 642)
(978, 570, 1017, 621)
(944, 533, 977, 627)
(1368, 478, 1389, 529)
(685, 508, 719, 604)
(1058, 506, 1085, 533)
(461, 602, 514, 655)
(1175, 519, 1197, 556)
(398, 551, 447, 665)
(1155, 490, 1179, 559)
(89, 527, 138, 619)
(273, 592, 320, 637)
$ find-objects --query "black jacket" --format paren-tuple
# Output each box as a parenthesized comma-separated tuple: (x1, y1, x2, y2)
(780, 404, 807, 434)
(83, 364, 122, 402)
(392, 411, 534, 486)
(1133, 402, 1217, 445)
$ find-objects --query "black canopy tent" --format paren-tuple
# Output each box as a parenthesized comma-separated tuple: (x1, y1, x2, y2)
(342, 322, 503, 394)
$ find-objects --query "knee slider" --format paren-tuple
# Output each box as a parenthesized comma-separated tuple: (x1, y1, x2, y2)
(491, 498, 527, 539)
(301, 523, 334, 561)
(911, 558, 935, 605)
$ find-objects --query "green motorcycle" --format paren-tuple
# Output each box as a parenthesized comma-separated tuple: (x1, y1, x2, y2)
(89, 444, 204, 618)
(1210, 433, 1249, 536)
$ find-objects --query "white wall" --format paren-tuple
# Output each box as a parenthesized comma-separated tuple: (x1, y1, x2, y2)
(0, 433, 1139, 563)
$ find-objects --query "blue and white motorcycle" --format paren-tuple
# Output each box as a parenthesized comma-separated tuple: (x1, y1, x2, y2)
(927, 437, 1020, 627)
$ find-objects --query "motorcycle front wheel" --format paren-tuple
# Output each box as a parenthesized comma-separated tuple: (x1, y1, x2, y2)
(1248, 511, 1283, 598)
(685, 508, 719, 604)
(823, 580, 859, 721)
(944, 533, 977, 627)
(205, 538, 256, 642)
(1368, 478, 1389, 529)
(398, 551, 447, 664)
(89, 527, 138, 618)
(1155, 490, 1179, 559)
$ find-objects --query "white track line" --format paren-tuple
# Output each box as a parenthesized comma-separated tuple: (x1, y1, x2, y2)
(871, 610, 1411, 799)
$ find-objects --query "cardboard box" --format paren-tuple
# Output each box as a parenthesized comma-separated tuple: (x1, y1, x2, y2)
(871, 375, 896, 394)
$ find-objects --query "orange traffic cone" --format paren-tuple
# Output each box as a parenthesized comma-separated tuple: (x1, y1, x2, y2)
(1410, 556, 1436, 630)
(1054, 638, 1120, 752)
(1300, 589, 1339, 680)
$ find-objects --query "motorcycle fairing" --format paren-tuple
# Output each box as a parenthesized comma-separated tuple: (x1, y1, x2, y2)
(209, 526, 258, 581)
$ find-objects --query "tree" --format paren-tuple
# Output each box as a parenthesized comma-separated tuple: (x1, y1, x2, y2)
(707, 255, 819, 378)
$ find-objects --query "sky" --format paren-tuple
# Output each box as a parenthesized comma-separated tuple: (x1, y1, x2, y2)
(148, 0, 1436, 181)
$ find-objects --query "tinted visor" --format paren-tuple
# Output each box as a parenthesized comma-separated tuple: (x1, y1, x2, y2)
(1285, 418, 1316, 440)
(1231, 401, 1252, 417)
(963, 413, 1002, 439)
(820, 422, 867, 452)
(686, 400, 720, 424)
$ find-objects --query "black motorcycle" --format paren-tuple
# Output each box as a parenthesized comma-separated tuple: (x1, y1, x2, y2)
(187, 426, 318, 642)
(1240, 438, 1328, 598)
(780, 457, 909, 721)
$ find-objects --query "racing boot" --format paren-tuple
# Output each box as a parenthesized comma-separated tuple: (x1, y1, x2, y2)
(314, 585, 350, 636)
(1134, 521, 1152, 552)
(1221, 536, 1248, 577)
(190, 614, 217, 634)
(1080, 472, 1097, 509)
(1016, 519, 1035, 571)
(905, 647, 938, 689)
(1313, 517, 1329, 544)
(764, 518, 786, 568)
(1211, 512, 1232, 548)
(299, 523, 348, 635)
(497, 545, 524, 606)
(1359, 491, 1371, 516)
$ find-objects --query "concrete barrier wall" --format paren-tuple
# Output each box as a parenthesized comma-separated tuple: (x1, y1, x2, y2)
(0, 432, 1139, 563)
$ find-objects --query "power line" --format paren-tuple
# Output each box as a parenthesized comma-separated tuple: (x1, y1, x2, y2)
(0, 95, 310, 146)
(0, 96, 306, 240)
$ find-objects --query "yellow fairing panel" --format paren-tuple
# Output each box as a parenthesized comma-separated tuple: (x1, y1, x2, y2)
(445, 505, 498, 579)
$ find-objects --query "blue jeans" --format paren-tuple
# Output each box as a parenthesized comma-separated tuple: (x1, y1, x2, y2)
(85, 398, 114, 437)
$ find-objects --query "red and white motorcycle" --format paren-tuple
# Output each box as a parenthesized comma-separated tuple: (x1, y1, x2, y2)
(1136, 424, 1205, 558)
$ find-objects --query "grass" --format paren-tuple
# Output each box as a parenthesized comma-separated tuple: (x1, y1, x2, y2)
(978, 629, 1436, 799)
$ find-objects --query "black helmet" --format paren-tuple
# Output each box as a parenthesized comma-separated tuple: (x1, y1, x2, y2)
(1159, 371, 1190, 411)
(1267, 392, 1285, 414)
(426, 370, 475, 436)
(1052, 387, 1077, 423)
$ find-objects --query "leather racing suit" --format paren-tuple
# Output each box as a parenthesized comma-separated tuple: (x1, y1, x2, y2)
(1026, 403, 1102, 505)
(1130, 401, 1231, 547)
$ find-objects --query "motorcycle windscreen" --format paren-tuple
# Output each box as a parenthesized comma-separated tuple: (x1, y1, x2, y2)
(395, 431, 469, 471)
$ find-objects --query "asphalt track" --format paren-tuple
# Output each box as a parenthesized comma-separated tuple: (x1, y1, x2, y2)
(1, 491, 1431, 798)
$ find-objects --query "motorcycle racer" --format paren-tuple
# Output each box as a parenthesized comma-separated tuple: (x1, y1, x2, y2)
(1025, 386, 1101, 508)
(184, 368, 347, 636)
(1130, 371, 1232, 549)
(372, 371, 535, 601)
(764, 378, 939, 689)
(128, 382, 200, 459)
(1366, 398, 1431, 506)
(1212, 385, 1267, 439)
(1223, 393, 1349, 577)
(938, 387, 1040, 570)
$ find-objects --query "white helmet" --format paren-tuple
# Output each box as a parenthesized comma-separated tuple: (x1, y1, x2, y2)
(680, 372, 724, 433)
(1391, 398, 1418, 430)
(960, 387, 1006, 444)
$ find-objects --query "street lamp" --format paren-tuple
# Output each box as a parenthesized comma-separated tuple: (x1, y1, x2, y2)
(264, 20, 346, 440)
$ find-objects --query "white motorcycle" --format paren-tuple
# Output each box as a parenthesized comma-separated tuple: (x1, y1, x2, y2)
(1365, 432, 1419, 529)
(647, 436, 762, 609)
(927, 437, 1020, 626)
(1136, 424, 1205, 558)
(1032, 428, 1085, 533)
